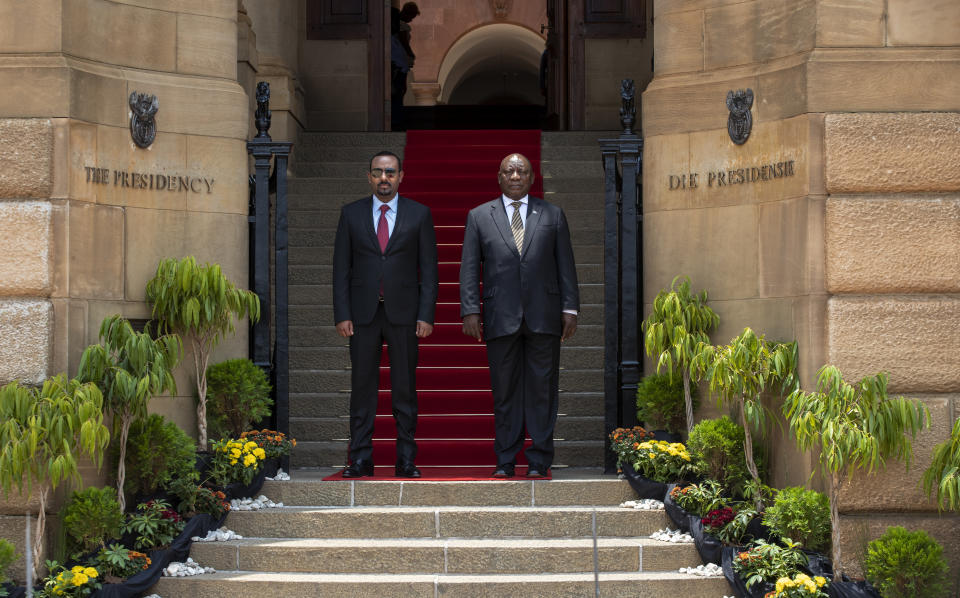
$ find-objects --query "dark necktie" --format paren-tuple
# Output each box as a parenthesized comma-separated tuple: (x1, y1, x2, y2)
(510, 201, 524, 253)
(377, 204, 390, 253)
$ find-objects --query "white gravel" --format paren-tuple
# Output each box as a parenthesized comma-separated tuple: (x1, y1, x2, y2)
(192, 527, 243, 542)
(650, 527, 694, 543)
(619, 498, 664, 510)
(678, 562, 723, 577)
(266, 468, 290, 481)
(230, 494, 284, 510)
(163, 558, 215, 577)
(143, 595, 162, 598)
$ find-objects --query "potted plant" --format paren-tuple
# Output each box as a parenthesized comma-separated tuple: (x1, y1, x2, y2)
(642, 276, 719, 434)
(686, 416, 762, 498)
(783, 365, 928, 581)
(145, 257, 261, 449)
(729, 538, 812, 597)
(36, 562, 101, 597)
(61, 487, 124, 559)
(761, 486, 831, 554)
(922, 416, 960, 512)
(238, 429, 295, 477)
(864, 526, 949, 598)
(77, 315, 182, 512)
(94, 544, 152, 584)
(635, 373, 697, 440)
(121, 500, 184, 552)
(207, 358, 272, 440)
(0, 376, 110, 578)
(692, 328, 798, 510)
(208, 438, 268, 498)
(120, 414, 196, 504)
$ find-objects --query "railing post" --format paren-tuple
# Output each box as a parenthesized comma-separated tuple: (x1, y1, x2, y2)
(246, 82, 293, 466)
(599, 79, 644, 473)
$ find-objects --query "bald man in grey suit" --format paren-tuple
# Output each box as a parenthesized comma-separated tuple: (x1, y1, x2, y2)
(459, 153, 579, 478)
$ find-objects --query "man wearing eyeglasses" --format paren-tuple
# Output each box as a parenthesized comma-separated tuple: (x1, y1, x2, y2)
(459, 153, 579, 479)
(332, 151, 438, 478)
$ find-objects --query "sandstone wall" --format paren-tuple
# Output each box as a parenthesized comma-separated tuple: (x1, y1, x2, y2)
(0, 0, 253, 581)
(643, 0, 960, 575)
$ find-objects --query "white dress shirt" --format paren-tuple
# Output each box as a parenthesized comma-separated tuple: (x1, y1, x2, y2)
(373, 194, 399, 237)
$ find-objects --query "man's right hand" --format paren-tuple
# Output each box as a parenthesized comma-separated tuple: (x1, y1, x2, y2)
(336, 320, 354, 337)
(462, 314, 482, 342)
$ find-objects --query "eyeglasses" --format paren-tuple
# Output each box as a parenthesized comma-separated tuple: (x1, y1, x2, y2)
(370, 168, 398, 178)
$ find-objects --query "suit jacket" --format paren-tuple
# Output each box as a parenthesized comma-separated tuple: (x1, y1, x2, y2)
(333, 195, 438, 326)
(459, 195, 579, 340)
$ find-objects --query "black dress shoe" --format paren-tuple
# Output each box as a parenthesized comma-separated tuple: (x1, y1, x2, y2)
(526, 463, 548, 478)
(492, 464, 515, 478)
(341, 460, 374, 478)
(395, 462, 422, 478)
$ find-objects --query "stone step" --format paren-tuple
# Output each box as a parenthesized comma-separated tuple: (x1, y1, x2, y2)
(295, 160, 603, 180)
(288, 391, 604, 418)
(220, 505, 669, 539)
(152, 570, 729, 598)
(289, 415, 603, 442)
(295, 144, 407, 163)
(189, 537, 701, 575)
(287, 323, 602, 349)
(288, 263, 603, 285)
(289, 303, 603, 328)
(289, 439, 604, 468)
(287, 367, 601, 394)
(296, 132, 406, 147)
(542, 145, 606, 161)
(541, 131, 618, 146)
(287, 222, 603, 246)
(288, 243, 604, 266)
(287, 176, 602, 196)
(289, 282, 603, 306)
(258, 477, 633, 507)
(286, 191, 606, 213)
(288, 343, 602, 370)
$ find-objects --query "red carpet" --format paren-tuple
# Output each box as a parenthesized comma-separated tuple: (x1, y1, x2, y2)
(324, 130, 541, 481)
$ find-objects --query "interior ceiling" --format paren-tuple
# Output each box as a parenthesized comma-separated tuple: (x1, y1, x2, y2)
(437, 23, 545, 104)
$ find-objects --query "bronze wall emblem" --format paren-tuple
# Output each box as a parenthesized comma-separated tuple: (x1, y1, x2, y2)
(491, 0, 512, 19)
(726, 88, 753, 145)
(129, 92, 159, 149)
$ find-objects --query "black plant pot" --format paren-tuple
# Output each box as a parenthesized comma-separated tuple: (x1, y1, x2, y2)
(690, 517, 723, 565)
(649, 429, 684, 443)
(261, 457, 280, 479)
(2, 582, 26, 598)
(224, 465, 269, 501)
(620, 462, 670, 500)
(195, 450, 215, 478)
(721, 545, 774, 598)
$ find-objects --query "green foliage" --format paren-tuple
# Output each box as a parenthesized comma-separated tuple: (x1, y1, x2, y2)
(733, 538, 810, 590)
(608, 426, 657, 469)
(146, 256, 261, 448)
(693, 328, 798, 509)
(922, 417, 960, 512)
(0, 375, 110, 576)
(635, 373, 698, 435)
(642, 275, 719, 433)
(687, 416, 764, 497)
(865, 526, 949, 598)
(168, 478, 229, 519)
(783, 366, 928, 581)
(0, 539, 18, 589)
(207, 359, 273, 439)
(669, 480, 726, 516)
(122, 500, 184, 552)
(626, 439, 695, 483)
(37, 561, 101, 598)
(712, 505, 759, 546)
(62, 487, 123, 557)
(77, 315, 182, 512)
(95, 544, 151, 580)
(121, 414, 196, 500)
(762, 486, 831, 553)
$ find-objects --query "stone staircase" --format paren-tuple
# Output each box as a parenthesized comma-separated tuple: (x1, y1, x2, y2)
(152, 473, 730, 597)
(285, 131, 611, 470)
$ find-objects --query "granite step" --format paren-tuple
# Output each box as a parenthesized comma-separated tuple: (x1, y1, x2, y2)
(152, 570, 729, 598)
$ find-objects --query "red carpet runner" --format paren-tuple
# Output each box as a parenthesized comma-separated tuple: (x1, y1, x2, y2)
(326, 130, 543, 480)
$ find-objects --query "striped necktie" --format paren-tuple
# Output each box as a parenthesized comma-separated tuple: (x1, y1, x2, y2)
(510, 201, 523, 253)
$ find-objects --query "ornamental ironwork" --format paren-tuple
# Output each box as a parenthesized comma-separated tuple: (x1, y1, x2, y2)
(726, 88, 753, 145)
(254, 82, 272, 139)
(619, 79, 636, 136)
(129, 92, 158, 149)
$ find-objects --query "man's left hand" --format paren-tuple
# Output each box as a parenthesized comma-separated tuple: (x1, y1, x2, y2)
(416, 321, 434, 338)
(561, 313, 577, 342)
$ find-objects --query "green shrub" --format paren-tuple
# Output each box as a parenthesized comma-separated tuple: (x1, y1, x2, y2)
(762, 486, 831, 553)
(120, 414, 196, 500)
(635, 373, 699, 435)
(206, 358, 272, 439)
(122, 500, 184, 552)
(865, 526, 949, 598)
(62, 487, 123, 556)
(0, 539, 18, 590)
(687, 416, 765, 497)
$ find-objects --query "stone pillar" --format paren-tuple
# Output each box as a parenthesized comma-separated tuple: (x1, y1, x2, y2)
(0, 0, 252, 580)
(410, 82, 441, 106)
(644, 0, 960, 574)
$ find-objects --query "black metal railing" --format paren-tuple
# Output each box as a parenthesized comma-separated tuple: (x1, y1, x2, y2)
(599, 79, 644, 473)
(247, 81, 293, 471)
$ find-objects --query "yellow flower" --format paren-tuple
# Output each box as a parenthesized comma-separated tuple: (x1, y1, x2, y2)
(230, 448, 242, 458)
(776, 578, 790, 593)
(243, 454, 257, 466)
(244, 441, 258, 451)
(71, 566, 84, 574)
(253, 447, 266, 459)
(814, 577, 826, 588)
(84, 567, 98, 578)
(648, 453, 656, 459)
(72, 572, 89, 586)
(229, 458, 238, 465)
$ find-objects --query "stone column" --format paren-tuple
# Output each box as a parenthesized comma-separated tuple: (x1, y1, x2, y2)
(410, 82, 442, 106)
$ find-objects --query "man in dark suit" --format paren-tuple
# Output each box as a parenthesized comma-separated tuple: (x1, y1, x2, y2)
(459, 153, 579, 478)
(333, 151, 438, 478)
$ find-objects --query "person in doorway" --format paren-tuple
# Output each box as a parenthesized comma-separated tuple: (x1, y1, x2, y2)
(459, 153, 579, 479)
(333, 151, 438, 478)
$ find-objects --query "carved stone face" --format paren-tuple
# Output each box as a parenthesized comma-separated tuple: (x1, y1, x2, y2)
(498, 153, 534, 201)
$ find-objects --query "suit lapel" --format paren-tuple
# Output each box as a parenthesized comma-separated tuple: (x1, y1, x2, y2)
(520, 196, 543, 260)
(491, 199, 520, 259)
(363, 197, 381, 252)
(384, 196, 408, 253)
